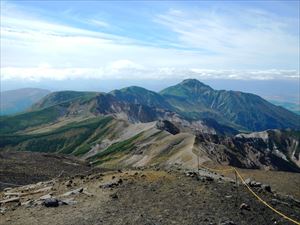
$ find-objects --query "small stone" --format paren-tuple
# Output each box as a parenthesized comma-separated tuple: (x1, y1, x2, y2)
(21, 200, 35, 208)
(43, 198, 59, 207)
(40, 194, 52, 200)
(240, 203, 250, 211)
(65, 180, 73, 187)
(0, 207, 6, 214)
(110, 193, 118, 199)
(99, 179, 122, 189)
(219, 220, 237, 225)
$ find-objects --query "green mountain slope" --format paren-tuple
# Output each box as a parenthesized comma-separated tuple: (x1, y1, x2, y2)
(0, 105, 62, 134)
(31, 91, 99, 110)
(0, 116, 114, 155)
(160, 79, 300, 131)
(110, 86, 173, 110)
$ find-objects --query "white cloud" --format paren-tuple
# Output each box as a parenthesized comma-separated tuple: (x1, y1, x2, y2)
(88, 19, 110, 28)
(2, 64, 298, 81)
(155, 8, 299, 69)
(0, 2, 299, 82)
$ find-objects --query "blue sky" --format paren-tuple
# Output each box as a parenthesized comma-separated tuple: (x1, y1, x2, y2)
(1, 0, 299, 81)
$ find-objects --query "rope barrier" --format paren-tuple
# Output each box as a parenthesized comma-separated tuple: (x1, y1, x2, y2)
(233, 168, 300, 225)
(200, 165, 300, 225)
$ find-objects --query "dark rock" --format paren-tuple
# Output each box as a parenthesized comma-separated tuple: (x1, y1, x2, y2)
(43, 198, 59, 207)
(248, 180, 262, 188)
(156, 120, 180, 135)
(205, 176, 214, 182)
(262, 184, 272, 193)
(99, 179, 123, 189)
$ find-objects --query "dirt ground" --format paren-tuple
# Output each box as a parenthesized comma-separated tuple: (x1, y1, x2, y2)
(1, 169, 300, 225)
(0, 151, 106, 190)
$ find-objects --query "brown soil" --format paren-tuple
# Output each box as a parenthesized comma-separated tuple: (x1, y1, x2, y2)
(0, 151, 105, 190)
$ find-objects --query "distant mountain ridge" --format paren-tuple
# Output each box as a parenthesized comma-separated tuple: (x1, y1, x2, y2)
(9, 79, 299, 133)
(1, 79, 300, 172)
(0, 88, 50, 115)
(160, 79, 299, 131)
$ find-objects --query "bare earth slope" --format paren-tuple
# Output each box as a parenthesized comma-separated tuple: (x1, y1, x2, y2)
(0, 151, 99, 190)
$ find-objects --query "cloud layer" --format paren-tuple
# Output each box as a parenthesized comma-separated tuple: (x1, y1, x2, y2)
(2, 62, 298, 81)
(1, 1, 299, 81)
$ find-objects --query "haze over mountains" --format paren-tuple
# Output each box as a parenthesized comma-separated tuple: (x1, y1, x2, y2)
(2, 79, 299, 116)
(0, 88, 50, 115)
(1, 79, 299, 172)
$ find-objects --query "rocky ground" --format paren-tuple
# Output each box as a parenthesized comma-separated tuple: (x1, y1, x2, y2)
(0, 151, 106, 190)
(1, 168, 300, 225)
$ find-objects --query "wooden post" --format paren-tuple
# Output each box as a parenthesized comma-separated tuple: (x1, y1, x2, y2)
(197, 154, 200, 175)
(235, 170, 239, 207)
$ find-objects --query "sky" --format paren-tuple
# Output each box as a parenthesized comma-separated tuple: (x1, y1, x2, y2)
(0, 0, 299, 100)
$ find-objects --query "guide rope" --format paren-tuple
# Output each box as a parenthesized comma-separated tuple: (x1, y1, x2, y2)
(200, 165, 300, 225)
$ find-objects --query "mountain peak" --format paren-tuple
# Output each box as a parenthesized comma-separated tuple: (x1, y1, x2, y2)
(180, 79, 213, 90)
(120, 86, 151, 93)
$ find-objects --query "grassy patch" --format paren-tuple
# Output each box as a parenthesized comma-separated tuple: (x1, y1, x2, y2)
(0, 106, 61, 134)
(89, 132, 143, 163)
(0, 116, 114, 154)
